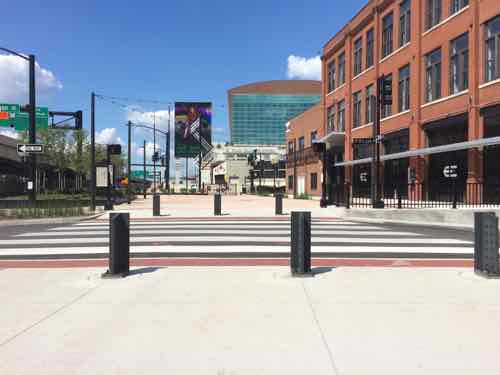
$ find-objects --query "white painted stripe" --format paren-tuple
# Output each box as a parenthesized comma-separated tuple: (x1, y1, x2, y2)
(17, 230, 428, 237)
(1, 236, 472, 245)
(0, 245, 472, 256)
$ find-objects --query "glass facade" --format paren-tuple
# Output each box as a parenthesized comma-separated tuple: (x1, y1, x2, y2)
(230, 94, 320, 145)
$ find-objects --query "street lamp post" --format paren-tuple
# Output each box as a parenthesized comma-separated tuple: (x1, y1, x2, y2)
(0, 47, 37, 202)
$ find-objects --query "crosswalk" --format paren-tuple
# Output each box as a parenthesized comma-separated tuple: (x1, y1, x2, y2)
(0, 218, 474, 259)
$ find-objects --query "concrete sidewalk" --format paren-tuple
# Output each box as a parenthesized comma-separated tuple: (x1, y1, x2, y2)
(1, 266, 499, 375)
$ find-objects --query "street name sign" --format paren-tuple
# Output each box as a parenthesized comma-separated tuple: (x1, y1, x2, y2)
(17, 144, 44, 154)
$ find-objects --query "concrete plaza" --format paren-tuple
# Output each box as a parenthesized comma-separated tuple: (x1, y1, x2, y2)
(1, 266, 500, 375)
(111, 194, 336, 218)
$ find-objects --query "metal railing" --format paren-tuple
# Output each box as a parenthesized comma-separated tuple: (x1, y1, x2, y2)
(329, 182, 500, 209)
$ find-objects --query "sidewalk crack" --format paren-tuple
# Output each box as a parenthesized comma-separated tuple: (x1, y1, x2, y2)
(301, 281, 340, 375)
(0, 285, 98, 348)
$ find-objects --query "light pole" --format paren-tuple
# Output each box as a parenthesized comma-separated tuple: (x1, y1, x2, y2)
(0, 47, 37, 202)
(127, 121, 169, 194)
(90, 92, 96, 211)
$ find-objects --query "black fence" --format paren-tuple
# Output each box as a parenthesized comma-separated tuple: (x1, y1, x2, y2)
(330, 182, 500, 209)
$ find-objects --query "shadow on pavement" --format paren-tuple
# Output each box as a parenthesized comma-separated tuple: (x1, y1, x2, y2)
(311, 267, 334, 276)
(128, 267, 165, 276)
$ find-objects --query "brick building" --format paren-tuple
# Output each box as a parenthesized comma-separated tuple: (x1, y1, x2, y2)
(312, 0, 500, 205)
(285, 103, 323, 197)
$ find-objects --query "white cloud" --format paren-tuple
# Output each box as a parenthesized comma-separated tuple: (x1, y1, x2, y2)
(126, 108, 173, 134)
(96, 127, 124, 145)
(135, 141, 161, 159)
(286, 55, 321, 80)
(0, 54, 63, 103)
(0, 128, 20, 139)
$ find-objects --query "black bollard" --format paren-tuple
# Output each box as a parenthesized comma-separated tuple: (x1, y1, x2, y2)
(153, 193, 160, 216)
(474, 212, 500, 277)
(214, 193, 221, 216)
(290, 211, 312, 277)
(102, 212, 130, 278)
(275, 193, 283, 215)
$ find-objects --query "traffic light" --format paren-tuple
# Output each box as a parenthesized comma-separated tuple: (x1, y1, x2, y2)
(75, 111, 82, 130)
(380, 75, 392, 106)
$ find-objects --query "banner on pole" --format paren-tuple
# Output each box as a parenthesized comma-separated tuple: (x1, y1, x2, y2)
(174, 102, 212, 158)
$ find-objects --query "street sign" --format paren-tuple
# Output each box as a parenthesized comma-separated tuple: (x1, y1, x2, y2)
(360, 172, 368, 182)
(0, 103, 49, 131)
(17, 144, 44, 154)
(443, 165, 458, 178)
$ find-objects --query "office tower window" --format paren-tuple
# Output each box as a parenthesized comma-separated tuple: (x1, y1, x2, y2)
(382, 74, 393, 118)
(426, 48, 442, 102)
(310, 130, 317, 144)
(354, 37, 363, 76)
(382, 12, 394, 58)
(399, 0, 411, 47)
(366, 28, 374, 68)
(485, 15, 500, 82)
(365, 84, 375, 124)
(450, 0, 468, 14)
(337, 100, 345, 132)
(427, 0, 442, 30)
(327, 60, 336, 92)
(398, 65, 410, 112)
(327, 106, 335, 133)
(298, 136, 305, 150)
(338, 52, 346, 85)
(353, 91, 362, 128)
(450, 33, 469, 93)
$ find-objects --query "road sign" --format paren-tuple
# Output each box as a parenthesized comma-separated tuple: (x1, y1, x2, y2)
(17, 144, 44, 154)
(443, 165, 458, 178)
(0, 103, 49, 131)
(360, 172, 368, 182)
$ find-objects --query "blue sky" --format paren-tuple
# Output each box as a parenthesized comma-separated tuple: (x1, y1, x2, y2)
(1, 0, 365, 165)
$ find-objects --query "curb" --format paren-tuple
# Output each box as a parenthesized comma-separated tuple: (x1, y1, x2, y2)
(0, 212, 105, 227)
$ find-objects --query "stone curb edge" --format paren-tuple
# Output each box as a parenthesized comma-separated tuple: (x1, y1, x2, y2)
(0, 212, 105, 227)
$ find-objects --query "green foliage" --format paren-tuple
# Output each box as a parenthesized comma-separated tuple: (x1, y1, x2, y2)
(0, 206, 87, 219)
(296, 193, 311, 200)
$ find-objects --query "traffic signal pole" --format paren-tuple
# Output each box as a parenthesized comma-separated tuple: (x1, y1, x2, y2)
(127, 121, 131, 204)
(28, 54, 37, 202)
(372, 76, 387, 209)
(90, 92, 96, 211)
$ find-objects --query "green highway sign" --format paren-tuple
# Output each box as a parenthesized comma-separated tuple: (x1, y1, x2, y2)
(0, 103, 49, 131)
(131, 170, 161, 180)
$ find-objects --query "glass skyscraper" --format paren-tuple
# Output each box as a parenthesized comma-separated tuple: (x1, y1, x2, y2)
(228, 81, 321, 145)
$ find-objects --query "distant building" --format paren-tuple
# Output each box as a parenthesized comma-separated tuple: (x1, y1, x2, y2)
(228, 80, 321, 146)
(203, 142, 286, 193)
(285, 104, 323, 198)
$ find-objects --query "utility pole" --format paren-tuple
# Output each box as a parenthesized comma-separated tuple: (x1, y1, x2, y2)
(153, 111, 156, 194)
(372, 75, 389, 208)
(28, 54, 36, 202)
(143, 140, 146, 199)
(90, 92, 96, 211)
(198, 117, 202, 193)
(166, 105, 171, 193)
(127, 120, 131, 204)
(185, 157, 188, 191)
(293, 142, 297, 198)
